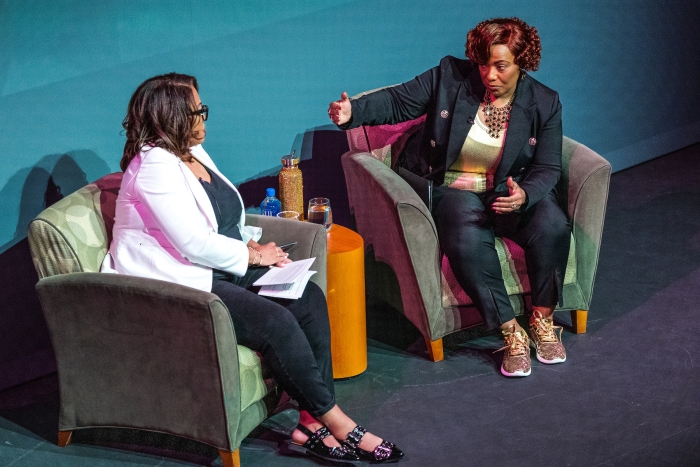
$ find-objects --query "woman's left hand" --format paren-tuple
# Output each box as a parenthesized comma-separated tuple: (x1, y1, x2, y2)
(273, 251, 293, 268)
(247, 240, 294, 268)
(492, 177, 528, 214)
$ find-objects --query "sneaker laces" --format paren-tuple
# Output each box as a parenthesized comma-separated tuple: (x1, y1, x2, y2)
(531, 312, 563, 343)
(494, 328, 529, 356)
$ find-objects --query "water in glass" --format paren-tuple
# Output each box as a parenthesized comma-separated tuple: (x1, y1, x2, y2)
(307, 198, 332, 231)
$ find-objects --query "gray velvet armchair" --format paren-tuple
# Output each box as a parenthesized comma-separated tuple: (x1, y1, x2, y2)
(342, 119, 611, 362)
(27, 172, 328, 467)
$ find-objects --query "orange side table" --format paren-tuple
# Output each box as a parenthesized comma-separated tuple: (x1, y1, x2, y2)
(326, 224, 367, 379)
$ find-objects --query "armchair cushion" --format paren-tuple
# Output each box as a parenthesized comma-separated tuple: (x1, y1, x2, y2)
(349, 116, 426, 168)
(28, 172, 121, 277)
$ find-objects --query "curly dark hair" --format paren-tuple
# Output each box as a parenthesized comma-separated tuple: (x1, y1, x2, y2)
(120, 73, 200, 171)
(465, 17, 541, 71)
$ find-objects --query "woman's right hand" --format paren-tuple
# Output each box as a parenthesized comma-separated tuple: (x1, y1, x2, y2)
(254, 242, 291, 267)
(328, 92, 352, 126)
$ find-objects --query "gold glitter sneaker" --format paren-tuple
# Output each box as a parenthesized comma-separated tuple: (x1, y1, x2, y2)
(494, 326, 531, 377)
(529, 311, 566, 364)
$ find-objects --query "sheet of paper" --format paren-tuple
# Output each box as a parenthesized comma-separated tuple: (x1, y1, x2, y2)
(253, 257, 316, 286)
(258, 271, 316, 299)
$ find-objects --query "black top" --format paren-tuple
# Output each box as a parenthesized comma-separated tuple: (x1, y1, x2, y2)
(199, 169, 243, 281)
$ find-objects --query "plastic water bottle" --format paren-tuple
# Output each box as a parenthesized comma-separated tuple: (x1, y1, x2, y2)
(260, 188, 281, 216)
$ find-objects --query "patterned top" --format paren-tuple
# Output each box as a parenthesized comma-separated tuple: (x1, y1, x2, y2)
(442, 113, 506, 192)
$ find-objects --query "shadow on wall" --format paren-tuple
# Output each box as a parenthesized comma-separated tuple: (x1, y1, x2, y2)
(0, 151, 106, 391)
(0, 152, 109, 253)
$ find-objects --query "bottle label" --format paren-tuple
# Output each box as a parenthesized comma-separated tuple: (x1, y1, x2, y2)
(260, 198, 281, 216)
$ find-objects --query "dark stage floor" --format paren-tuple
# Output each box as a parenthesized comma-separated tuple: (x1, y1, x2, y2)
(2, 144, 699, 467)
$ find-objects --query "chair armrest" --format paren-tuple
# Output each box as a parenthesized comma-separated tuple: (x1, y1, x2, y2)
(342, 151, 443, 338)
(35, 272, 244, 451)
(563, 138, 612, 307)
(245, 214, 328, 295)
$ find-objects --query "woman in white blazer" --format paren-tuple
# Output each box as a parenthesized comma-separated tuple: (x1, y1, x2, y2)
(102, 73, 403, 465)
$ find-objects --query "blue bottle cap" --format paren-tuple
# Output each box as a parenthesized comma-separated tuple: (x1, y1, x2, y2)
(266, 188, 275, 197)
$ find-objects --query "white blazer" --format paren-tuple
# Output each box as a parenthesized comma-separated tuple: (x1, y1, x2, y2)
(101, 144, 261, 292)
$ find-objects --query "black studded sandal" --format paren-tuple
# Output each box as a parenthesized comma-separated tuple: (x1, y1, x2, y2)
(342, 425, 404, 464)
(285, 424, 363, 465)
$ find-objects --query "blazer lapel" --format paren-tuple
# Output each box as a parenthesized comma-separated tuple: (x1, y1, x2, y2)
(445, 79, 481, 169)
(495, 76, 536, 183)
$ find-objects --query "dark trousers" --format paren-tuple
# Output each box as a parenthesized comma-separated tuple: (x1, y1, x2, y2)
(211, 270, 335, 417)
(432, 186, 571, 330)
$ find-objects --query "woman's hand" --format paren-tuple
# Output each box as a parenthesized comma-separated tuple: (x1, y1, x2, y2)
(492, 177, 528, 214)
(328, 92, 352, 126)
(249, 241, 292, 268)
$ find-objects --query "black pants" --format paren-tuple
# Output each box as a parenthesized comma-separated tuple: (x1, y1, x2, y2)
(432, 186, 570, 330)
(211, 270, 335, 417)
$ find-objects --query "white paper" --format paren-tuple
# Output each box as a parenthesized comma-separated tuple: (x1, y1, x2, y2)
(252, 257, 316, 286)
(258, 271, 317, 299)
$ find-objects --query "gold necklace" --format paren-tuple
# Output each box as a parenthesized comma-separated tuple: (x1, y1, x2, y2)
(482, 90, 515, 138)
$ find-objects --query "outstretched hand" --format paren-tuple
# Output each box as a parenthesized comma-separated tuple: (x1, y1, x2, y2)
(492, 177, 527, 214)
(328, 92, 352, 126)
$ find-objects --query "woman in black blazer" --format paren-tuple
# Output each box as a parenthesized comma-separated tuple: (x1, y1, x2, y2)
(330, 17, 569, 378)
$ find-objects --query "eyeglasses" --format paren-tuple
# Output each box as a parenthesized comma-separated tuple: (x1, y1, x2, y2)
(191, 104, 208, 121)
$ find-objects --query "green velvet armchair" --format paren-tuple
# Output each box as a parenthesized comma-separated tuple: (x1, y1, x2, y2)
(342, 118, 611, 362)
(27, 172, 328, 467)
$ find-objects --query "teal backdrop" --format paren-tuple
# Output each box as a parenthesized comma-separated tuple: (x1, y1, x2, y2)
(1, 0, 699, 388)
(2, 0, 700, 253)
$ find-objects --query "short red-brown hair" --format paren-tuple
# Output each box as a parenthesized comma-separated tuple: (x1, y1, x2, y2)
(465, 17, 541, 71)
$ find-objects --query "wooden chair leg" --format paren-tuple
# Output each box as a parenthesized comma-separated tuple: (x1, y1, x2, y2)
(425, 337, 444, 362)
(570, 309, 588, 334)
(57, 430, 73, 447)
(219, 449, 241, 467)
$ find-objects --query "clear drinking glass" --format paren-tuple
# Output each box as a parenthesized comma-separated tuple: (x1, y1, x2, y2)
(277, 210, 300, 220)
(307, 197, 333, 232)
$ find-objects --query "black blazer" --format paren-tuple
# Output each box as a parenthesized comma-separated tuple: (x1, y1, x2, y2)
(345, 56, 563, 209)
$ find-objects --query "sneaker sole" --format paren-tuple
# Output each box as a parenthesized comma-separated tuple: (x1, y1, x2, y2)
(535, 354, 566, 364)
(501, 366, 531, 377)
(529, 340, 567, 364)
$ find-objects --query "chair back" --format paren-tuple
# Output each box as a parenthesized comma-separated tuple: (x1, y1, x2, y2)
(27, 172, 122, 278)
